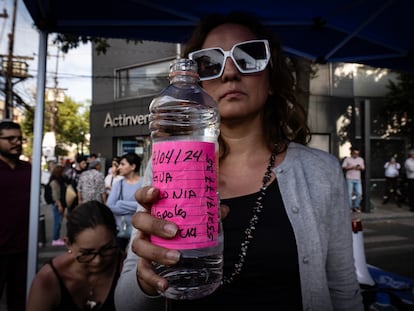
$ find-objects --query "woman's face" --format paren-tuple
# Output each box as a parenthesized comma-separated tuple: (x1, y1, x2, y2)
(112, 160, 119, 173)
(79, 160, 87, 170)
(68, 225, 117, 273)
(118, 158, 135, 176)
(200, 23, 271, 122)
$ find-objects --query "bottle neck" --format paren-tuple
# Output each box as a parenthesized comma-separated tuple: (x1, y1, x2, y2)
(170, 71, 199, 84)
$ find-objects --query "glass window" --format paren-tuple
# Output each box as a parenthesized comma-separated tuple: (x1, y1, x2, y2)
(116, 59, 173, 99)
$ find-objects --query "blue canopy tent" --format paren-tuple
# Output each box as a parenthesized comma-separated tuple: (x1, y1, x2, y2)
(23, 0, 413, 72)
(21, 0, 413, 298)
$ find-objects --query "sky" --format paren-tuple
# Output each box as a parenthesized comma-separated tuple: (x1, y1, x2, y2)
(0, 0, 92, 105)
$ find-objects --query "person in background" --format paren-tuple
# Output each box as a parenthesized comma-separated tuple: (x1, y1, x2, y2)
(104, 156, 123, 195)
(65, 154, 88, 213)
(114, 12, 363, 310)
(405, 149, 414, 212)
(87, 153, 98, 169)
(382, 156, 402, 206)
(62, 157, 72, 174)
(77, 159, 106, 204)
(48, 164, 68, 246)
(27, 200, 125, 310)
(0, 121, 31, 311)
(107, 152, 143, 251)
(342, 147, 365, 212)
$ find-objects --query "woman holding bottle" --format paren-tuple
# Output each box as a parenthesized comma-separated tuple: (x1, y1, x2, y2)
(115, 11, 363, 310)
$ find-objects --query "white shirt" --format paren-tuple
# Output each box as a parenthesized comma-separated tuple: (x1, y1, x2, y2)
(384, 161, 400, 178)
(405, 157, 414, 179)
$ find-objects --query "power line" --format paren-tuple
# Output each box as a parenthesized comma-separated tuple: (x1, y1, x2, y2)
(4, 0, 17, 119)
(1, 0, 33, 119)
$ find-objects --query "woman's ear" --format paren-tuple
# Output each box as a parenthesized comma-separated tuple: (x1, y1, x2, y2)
(63, 237, 71, 248)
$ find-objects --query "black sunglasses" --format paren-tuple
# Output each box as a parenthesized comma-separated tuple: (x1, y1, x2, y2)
(0, 136, 26, 143)
(76, 245, 118, 263)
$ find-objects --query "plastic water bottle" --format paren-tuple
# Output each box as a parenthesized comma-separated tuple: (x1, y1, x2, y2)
(369, 292, 398, 311)
(149, 58, 223, 300)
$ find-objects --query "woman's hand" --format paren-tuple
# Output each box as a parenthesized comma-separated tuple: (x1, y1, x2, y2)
(131, 186, 230, 295)
(57, 202, 64, 214)
(131, 186, 181, 295)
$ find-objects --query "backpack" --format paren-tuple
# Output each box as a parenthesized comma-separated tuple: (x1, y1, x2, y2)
(44, 181, 54, 204)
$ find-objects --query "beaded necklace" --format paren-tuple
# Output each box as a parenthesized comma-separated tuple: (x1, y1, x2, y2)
(221, 143, 283, 285)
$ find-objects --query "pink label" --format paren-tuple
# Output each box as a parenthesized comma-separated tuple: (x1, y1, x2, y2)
(151, 140, 218, 249)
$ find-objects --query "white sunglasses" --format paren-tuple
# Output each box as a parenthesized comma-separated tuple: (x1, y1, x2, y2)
(188, 39, 271, 81)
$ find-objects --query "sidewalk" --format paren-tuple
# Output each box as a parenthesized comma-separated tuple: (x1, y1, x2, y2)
(37, 202, 67, 268)
(355, 195, 414, 222)
(35, 195, 414, 264)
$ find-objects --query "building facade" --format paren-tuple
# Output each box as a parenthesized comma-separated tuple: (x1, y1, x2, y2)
(91, 39, 403, 180)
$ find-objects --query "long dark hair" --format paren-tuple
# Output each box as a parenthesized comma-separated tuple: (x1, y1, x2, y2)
(49, 164, 65, 183)
(183, 12, 311, 158)
(66, 200, 117, 243)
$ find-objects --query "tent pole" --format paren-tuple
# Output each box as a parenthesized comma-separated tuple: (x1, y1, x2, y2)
(26, 30, 48, 300)
(364, 99, 371, 213)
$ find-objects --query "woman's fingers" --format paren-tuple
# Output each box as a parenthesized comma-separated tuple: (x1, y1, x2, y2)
(136, 256, 169, 295)
(131, 224, 180, 294)
(131, 228, 180, 265)
(132, 211, 178, 239)
(135, 186, 160, 211)
(220, 204, 230, 220)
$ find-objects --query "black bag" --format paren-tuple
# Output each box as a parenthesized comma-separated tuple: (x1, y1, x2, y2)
(44, 180, 67, 206)
(44, 182, 54, 204)
(60, 181, 67, 208)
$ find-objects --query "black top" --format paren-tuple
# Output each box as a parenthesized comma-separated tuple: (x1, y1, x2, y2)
(0, 158, 31, 254)
(48, 252, 122, 310)
(171, 180, 302, 309)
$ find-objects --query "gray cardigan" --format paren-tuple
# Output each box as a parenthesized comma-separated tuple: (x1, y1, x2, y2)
(114, 143, 364, 310)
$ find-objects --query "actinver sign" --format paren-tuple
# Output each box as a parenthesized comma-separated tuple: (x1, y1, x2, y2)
(104, 112, 150, 128)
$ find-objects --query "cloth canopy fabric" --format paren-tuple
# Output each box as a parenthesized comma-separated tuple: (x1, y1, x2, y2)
(23, 0, 413, 73)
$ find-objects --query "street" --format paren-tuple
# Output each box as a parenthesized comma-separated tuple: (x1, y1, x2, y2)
(363, 217, 414, 279)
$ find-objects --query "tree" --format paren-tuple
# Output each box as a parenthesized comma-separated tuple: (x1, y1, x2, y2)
(55, 96, 90, 156)
(381, 72, 414, 147)
(22, 96, 90, 159)
(53, 34, 141, 55)
(290, 56, 313, 113)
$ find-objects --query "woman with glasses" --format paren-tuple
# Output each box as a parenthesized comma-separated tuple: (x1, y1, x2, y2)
(27, 201, 125, 310)
(115, 12, 363, 310)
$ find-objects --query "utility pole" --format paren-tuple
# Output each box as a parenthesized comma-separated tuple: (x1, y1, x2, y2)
(43, 45, 65, 162)
(50, 47, 60, 132)
(45, 45, 66, 131)
(4, 0, 17, 119)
